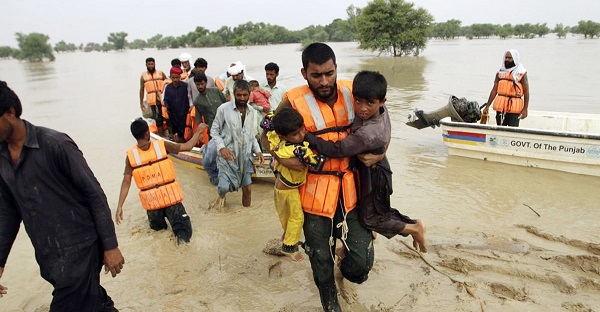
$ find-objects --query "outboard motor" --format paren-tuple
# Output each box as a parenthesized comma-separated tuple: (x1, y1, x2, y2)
(406, 95, 482, 129)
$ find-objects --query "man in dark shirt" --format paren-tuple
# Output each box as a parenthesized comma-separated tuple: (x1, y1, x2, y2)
(164, 66, 190, 142)
(0, 81, 125, 311)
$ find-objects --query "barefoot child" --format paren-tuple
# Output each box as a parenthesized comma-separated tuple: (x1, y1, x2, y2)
(263, 108, 326, 261)
(304, 71, 427, 252)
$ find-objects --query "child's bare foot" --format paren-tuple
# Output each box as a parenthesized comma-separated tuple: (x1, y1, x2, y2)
(282, 250, 304, 262)
(412, 219, 427, 253)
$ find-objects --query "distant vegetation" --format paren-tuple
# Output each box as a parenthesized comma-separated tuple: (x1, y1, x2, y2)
(1, 0, 599, 61)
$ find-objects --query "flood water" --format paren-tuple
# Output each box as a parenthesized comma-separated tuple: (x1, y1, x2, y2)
(1, 37, 599, 311)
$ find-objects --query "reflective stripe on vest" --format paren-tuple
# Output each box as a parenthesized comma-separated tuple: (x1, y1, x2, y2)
(288, 81, 357, 218)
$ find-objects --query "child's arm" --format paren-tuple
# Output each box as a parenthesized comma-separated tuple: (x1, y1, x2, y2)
(304, 131, 371, 158)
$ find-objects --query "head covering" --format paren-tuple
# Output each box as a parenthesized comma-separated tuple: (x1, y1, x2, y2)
(179, 52, 192, 62)
(499, 49, 527, 83)
(227, 64, 244, 76)
(170, 66, 183, 75)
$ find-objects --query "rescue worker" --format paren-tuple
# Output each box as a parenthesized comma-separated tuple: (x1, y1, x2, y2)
(483, 49, 530, 127)
(115, 118, 207, 244)
(139, 57, 167, 135)
(262, 43, 384, 311)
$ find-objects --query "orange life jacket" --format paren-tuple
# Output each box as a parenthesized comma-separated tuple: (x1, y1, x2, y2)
(126, 140, 183, 210)
(142, 70, 165, 106)
(183, 106, 208, 146)
(493, 71, 525, 114)
(215, 77, 226, 91)
(286, 81, 357, 218)
(161, 79, 172, 119)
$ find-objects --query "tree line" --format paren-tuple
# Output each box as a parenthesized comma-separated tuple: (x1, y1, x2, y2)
(2, 0, 599, 62)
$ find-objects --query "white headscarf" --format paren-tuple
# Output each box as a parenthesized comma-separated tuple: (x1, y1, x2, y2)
(499, 49, 527, 83)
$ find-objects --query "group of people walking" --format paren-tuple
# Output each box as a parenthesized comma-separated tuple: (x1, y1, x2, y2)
(0, 42, 528, 311)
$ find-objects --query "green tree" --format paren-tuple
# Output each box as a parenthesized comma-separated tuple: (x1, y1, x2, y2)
(147, 34, 163, 48)
(430, 19, 462, 39)
(107, 32, 128, 50)
(553, 23, 567, 38)
(14, 32, 55, 61)
(0, 46, 15, 59)
(356, 0, 433, 56)
(573, 20, 600, 38)
(54, 40, 77, 52)
(128, 39, 148, 50)
(533, 23, 550, 37)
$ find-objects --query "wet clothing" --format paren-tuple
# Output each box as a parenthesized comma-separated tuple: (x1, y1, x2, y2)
(146, 202, 192, 242)
(305, 107, 414, 239)
(0, 120, 118, 311)
(210, 100, 261, 196)
(274, 188, 304, 251)
(495, 111, 521, 127)
(164, 81, 190, 138)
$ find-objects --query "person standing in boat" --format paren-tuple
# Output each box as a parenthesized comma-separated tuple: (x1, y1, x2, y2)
(179, 52, 192, 81)
(0, 80, 125, 311)
(115, 118, 206, 245)
(139, 57, 167, 136)
(209, 80, 264, 209)
(223, 62, 253, 101)
(262, 62, 287, 111)
(188, 57, 216, 107)
(483, 49, 529, 127)
(163, 67, 190, 143)
(193, 73, 227, 186)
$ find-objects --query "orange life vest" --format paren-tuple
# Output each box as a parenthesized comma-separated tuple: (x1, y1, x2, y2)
(286, 81, 357, 218)
(215, 77, 226, 91)
(161, 79, 171, 119)
(183, 106, 208, 146)
(142, 70, 165, 106)
(126, 140, 183, 210)
(493, 71, 525, 114)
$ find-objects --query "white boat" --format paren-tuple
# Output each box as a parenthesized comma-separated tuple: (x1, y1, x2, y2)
(438, 110, 600, 176)
(149, 132, 274, 179)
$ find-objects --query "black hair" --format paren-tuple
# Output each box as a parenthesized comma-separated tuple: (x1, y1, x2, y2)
(264, 62, 279, 73)
(145, 57, 155, 63)
(248, 80, 260, 87)
(193, 73, 208, 83)
(352, 71, 387, 101)
(0, 80, 22, 118)
(301, 42, 336, 69)
(130, 118, 149, 140)
(194, 57, 208, 68)
(171, 58, 181, 67)
(233, 80, 251, 93)
(272, 108, 304, 136)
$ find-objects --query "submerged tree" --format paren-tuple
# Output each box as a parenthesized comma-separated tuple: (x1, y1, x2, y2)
(107, 32, 128, 50)
(15, 32, 55, 61)
(356, 0, 433, 56)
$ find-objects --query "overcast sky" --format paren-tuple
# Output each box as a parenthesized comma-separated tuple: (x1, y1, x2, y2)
(2, 0, 599, 47)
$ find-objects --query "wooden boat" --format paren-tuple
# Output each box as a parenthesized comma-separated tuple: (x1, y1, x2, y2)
(438, 110, 600, 176)
(149, 132, 274, 178)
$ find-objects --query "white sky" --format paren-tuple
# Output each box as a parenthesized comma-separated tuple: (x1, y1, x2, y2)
(2, 0, 599, 47)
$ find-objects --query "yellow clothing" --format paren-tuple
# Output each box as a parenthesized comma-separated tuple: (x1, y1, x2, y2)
(267, 130, 309, 187)
(274, 187, 304, 248)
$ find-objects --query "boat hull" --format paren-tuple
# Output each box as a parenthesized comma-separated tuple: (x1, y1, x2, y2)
(439, 111, 600, 176)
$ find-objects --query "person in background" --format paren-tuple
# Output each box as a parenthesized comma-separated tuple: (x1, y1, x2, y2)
(0, 80, 124, 311)
(215, 62, 236, 92)
(223, 61, 253, 101)
(303, 71, 428, 251)
(188, 57, 216, 107)
(483, 49, 529, 127)
(262, 62, 287, 111)
(262, 43, 381, 311)
(249, 79, 271, 139)
(179, 52, 192, 81)
(139, 57, 167, 136)
(163, 67, 189, 142)
(193, 73, 227, 186)
(115, 118, 206, 245)
(209, 80, 264, 210)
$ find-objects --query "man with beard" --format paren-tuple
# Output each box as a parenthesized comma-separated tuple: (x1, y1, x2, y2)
(193, 73, 227, 186)
(163, 67, 189, 142)
(0, 81, 125, 311)
(262, 62, 287, 111)
(262, 43, 384, 311)
(139, 57, 167, 135)
(483, 49, 529, 127)
(188, 58, 216, 107)
(209, 80, 264, 209)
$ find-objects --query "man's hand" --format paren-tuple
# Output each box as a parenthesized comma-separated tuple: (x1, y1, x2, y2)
(103, 248, 125, 278)
(256, 152, 264, 165)
(520, 108, 528, 120)
(358, 153, 385, 168)
(115, 206, 124, 225)
(219, 148, 235, 161)
(0, 267, 7, 298)
(195, 123, 208, 134)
